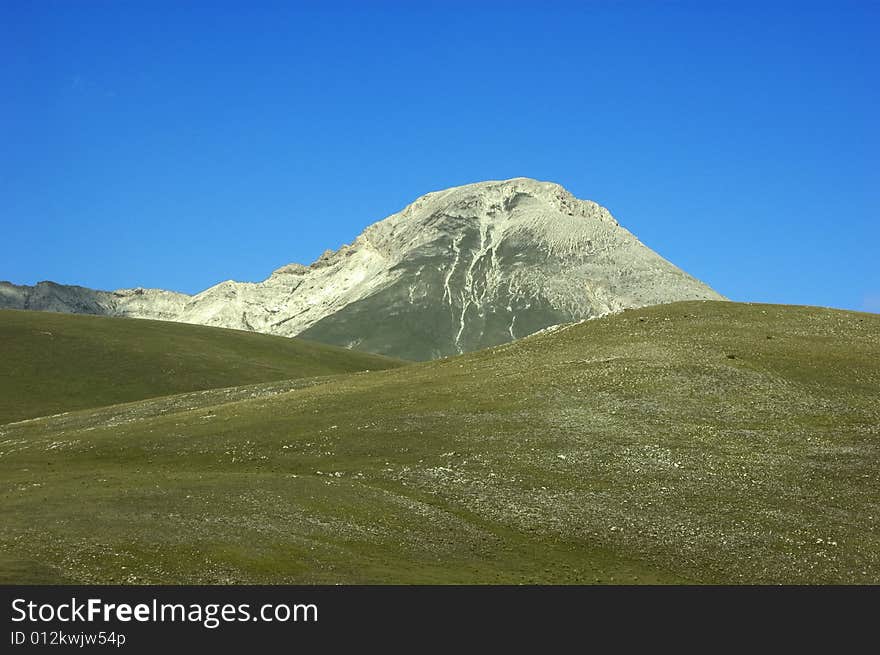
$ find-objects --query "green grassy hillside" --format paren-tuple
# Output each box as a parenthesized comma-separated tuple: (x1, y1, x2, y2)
(1, 301, 877, 583)
(0, 309, 404, 424)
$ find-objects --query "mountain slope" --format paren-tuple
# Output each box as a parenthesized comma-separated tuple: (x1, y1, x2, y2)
(0, 178, 724, 360)
(0, 309, 404, 425)
(2, 301, 877, 584)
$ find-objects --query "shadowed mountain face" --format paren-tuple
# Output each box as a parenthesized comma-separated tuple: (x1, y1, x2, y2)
(0, 178, 724, 360)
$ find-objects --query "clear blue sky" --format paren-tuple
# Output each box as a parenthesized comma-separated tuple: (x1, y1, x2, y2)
(2, 1, 877, 312)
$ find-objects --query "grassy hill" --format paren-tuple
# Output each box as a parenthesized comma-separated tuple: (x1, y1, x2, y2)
(1, 301, 878, 583)
(0, 309, 404, 424)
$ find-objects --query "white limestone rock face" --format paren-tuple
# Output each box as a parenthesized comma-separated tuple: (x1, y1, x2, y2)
(0, 178, 725, 359)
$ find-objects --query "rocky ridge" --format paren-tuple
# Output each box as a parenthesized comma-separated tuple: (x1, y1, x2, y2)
(0, 178, 725, 359)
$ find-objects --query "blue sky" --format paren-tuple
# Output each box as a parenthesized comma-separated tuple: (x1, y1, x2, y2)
(1, 1, 877, 312)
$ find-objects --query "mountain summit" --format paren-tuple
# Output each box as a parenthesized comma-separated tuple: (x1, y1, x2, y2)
(0, 178, 724, 359)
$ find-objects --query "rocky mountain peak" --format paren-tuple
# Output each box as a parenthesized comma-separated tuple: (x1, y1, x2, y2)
(0, 179, 724, 360)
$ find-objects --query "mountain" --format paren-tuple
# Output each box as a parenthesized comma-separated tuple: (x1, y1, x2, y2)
(0, 309, 403, 425)
(3, 301, 877, 584)
(0, 178, 724, 360)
